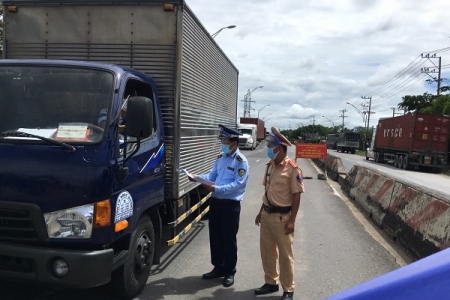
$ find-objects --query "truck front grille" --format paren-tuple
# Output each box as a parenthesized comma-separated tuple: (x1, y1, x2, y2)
(0, 202, 46, 242)
(239, 138, 247, 144)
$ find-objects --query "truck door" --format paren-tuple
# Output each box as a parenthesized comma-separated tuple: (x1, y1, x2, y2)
(115, 78, 165, 214)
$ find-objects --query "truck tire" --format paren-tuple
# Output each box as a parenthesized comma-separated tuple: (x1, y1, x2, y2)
(394, 155, 398, 168)
(402, 156, 409, 170)
(397, 155, 403, 169)
(351, 149, 356, 154)
(110, 215, 155, 299)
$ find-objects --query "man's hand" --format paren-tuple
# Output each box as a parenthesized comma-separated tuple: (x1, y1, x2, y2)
(188, 173, 196, 182)
(284, 220, 295, 235)
(255, 213, 262, 226)
(203, 184, 215, 192)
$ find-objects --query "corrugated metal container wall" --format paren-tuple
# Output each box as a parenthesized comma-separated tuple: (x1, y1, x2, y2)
(3, 1, 238, 200)
(413, 113, 450, 153)
(375, 112, 450, 153)
(176, 5, 238, 198)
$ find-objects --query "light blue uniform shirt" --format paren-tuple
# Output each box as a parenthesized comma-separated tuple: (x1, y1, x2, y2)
(197, 149, 249, 201)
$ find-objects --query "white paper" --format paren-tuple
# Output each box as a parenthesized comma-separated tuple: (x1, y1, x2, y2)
(182, 169, 214, 186)
(6, 128, 57, 140)
(56, 124, 88, 141)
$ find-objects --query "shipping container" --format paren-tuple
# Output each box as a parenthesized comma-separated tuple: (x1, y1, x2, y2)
(371, 112, 450, 171)
(239, 117, 265, 140)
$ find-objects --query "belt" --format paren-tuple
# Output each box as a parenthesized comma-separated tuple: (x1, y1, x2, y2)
(263, 204, 291, 214)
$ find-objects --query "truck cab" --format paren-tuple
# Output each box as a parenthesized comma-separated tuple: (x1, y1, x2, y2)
(0, 59, 165, 297)
(237, 123, 258, 150)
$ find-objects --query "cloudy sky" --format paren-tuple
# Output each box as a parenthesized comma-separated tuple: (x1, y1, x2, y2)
(187, 0, 450, 131)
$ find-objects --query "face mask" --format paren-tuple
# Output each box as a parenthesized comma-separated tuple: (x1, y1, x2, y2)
(221, 143, 231, 155)
(267, 147, 279, 160)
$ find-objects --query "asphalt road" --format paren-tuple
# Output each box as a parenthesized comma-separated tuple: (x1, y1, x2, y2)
(0, 146, 406, 300)
(330, 150, 450, 198)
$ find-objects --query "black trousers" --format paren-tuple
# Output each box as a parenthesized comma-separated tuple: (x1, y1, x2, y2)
(208, 197, 241, 275)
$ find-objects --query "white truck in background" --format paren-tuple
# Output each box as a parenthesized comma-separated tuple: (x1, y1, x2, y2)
(237, 123, 258, 150)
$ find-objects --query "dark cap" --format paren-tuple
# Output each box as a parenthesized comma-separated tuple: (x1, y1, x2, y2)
(218, 124, 241, 138)
(266, 126, 292, 147)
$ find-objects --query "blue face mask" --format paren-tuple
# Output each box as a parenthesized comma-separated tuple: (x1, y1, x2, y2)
(221, 143, 231, 155)
(267, 147, 279, 160)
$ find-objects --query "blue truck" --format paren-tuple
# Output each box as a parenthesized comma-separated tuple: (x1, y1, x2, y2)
(0, 0, 238, 298)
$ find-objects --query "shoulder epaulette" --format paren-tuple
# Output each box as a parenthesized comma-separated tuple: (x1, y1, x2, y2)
(236, 155, 243, 162)
(288, 159, 298, 168)
(217, 154, 223, 159)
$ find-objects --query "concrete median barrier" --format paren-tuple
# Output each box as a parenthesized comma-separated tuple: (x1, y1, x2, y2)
(312, 154, 346, 181)
(343, 165, 450, 259)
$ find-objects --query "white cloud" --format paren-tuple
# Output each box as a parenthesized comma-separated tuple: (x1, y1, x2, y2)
(188, 0, 450, 130)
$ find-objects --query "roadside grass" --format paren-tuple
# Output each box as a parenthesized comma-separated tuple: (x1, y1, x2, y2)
(356, 150, 366, 157)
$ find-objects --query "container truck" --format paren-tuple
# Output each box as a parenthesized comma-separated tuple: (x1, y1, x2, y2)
(326, 133, 338, 149)
(336, 132, 360, 154)
(367, 112, 449, 172)
(239, 117, 265, 141)
(0, 0, 238, 298)
(237, 123, 257, 150)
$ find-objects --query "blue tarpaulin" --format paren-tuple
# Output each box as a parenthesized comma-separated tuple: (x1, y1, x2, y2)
(325, 248, 450, 300)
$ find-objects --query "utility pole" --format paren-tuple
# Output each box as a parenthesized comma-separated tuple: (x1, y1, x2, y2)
(242, 90, 255, 118)
(361, 96, 372, 137)
(311, 116, 316, 139)
(421, 53, 442, 96)
(391, 107, 402, 117)
(339, 109, 347, 133)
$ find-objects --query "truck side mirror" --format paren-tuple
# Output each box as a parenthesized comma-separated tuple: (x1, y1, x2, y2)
(125, 96, 153, 138)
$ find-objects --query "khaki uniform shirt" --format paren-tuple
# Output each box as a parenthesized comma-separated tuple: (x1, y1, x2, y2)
(262, 155, 305, 207)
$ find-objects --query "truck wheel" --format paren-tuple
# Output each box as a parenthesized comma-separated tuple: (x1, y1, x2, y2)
(110, 215, 155, 299)
(397, 156, 403, 169)
(393, 155, 398, 168)
(402, 157, 409, 170)
(351, 149, 356, 154)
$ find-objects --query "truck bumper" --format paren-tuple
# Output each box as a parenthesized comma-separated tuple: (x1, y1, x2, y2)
(0, 242, 114, 288)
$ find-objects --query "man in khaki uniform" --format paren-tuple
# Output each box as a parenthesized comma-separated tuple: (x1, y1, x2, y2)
(254, 127, 305, 300)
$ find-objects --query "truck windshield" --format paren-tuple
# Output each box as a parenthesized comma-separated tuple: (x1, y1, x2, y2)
(0, 65, 113, 144)
(239, 129, 253, 135)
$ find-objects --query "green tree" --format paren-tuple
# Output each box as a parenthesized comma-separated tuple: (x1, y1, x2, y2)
(421, 95, 450, 115)
(398, 92, 434, 113)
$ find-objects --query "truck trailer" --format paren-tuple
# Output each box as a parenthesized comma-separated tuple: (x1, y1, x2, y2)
(367, 112, 449, 172)
(239, 117, 265, 141)
(336, 132, 360, 154)
(326, 133, 338, 149)
(0, 0, 238, 298)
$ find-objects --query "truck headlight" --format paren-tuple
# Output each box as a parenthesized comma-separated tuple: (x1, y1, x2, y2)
(44, 204, 93, 239)
(248, 138, 253, 143)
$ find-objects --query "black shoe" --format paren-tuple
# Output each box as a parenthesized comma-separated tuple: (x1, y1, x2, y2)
(255, 283, 279, 295)
(223, 274, 234, 287)
(202, 269, 226, 279)
(281, 291, 294, 300)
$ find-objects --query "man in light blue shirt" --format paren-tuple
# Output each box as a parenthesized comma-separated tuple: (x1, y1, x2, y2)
(195, 124, 249, 288)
